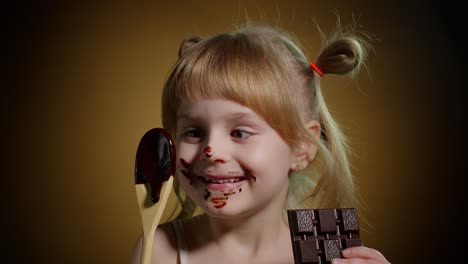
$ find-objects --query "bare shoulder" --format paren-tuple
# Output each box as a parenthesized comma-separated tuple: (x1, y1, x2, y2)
(130, 222, 178, 264)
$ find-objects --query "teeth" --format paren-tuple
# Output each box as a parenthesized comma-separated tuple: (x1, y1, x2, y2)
(208, 177, 241, 183)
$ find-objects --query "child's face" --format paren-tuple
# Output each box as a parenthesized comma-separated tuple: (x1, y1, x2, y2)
(175, 98, 296, 217)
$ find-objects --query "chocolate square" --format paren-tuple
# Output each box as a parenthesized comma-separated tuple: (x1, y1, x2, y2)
(323, 240, 340, 261)
(297, 239, 318, 263)
(317, 210, 337, 233)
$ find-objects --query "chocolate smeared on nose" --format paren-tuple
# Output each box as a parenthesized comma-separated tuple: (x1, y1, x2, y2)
(135, 128, 176, 204)
(204, 146, 214, 158)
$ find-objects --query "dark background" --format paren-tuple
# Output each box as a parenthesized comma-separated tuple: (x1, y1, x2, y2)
(6, 1, 465, 263)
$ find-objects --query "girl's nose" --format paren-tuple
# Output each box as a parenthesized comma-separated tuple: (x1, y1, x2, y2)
(200, 131, 231, 163)
(203, 145, 215, 159)
(202, 144, 228, 163)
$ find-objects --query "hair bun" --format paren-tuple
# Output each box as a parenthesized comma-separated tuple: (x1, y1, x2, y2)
(178, 35, 203, 58)
(316, 38, 362, 75)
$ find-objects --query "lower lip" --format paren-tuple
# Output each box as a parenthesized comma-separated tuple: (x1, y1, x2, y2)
(206, 180, 244, 190)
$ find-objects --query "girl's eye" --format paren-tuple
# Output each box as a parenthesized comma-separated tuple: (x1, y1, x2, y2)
(185, 129, 204, 138)
(182, 128, 204, 143)
(231, 129, 251, 139)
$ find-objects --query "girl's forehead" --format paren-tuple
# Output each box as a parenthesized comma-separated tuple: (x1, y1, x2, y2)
(178, 97, 252, 115)
(176, 98, 267, 123)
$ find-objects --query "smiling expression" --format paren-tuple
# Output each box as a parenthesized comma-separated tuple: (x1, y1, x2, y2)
(175, 98, 296, 216)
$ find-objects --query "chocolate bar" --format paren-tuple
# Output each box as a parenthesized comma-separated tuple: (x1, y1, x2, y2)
(287, 208, 362, 264)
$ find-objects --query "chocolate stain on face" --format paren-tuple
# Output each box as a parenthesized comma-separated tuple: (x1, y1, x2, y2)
(179, 155, 246, 209)
(223, 188, 238, 196)
(204, 189, 211, 200)
(204, 146, 214, 158)
(180, 158, 190, 169)
(244, 167, 257, 182)
(208, 185, 243, 209)
(211, 197, 228, 208)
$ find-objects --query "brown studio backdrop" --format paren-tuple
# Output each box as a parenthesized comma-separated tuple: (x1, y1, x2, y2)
(7, 1, 464, 263)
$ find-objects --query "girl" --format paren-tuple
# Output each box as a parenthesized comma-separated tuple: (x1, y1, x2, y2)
(132, 21, 390, 264)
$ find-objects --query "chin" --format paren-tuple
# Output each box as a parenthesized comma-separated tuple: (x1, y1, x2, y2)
(203, 203, 260, 220)
(201, 202, 239, 216)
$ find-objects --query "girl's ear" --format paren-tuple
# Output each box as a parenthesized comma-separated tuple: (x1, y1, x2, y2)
(291, 121, 321, 171)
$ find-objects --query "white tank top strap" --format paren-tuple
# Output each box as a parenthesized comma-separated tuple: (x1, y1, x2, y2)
(171, 219, 189, 264)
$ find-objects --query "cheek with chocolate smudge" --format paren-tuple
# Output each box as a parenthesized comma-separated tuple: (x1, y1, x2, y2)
(179, 158, 195, 184)
(180, 158, 190, 168)
(244, 167, 257, 182)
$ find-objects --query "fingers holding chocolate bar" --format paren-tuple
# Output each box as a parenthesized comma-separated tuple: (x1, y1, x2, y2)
(337, 246, 391, 264)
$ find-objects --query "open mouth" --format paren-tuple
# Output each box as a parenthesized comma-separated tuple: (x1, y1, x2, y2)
(198, 176, 246, 184)
(197, 176, 246, 191)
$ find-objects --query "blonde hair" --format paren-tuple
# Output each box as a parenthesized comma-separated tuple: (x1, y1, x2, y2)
(161, 21, 371, 219)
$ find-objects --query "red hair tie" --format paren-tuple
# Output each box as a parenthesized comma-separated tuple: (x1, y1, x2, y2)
(310, 62, 323, 76)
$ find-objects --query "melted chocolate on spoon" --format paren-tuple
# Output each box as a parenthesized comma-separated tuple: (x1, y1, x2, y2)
(135, 128, 176, 204)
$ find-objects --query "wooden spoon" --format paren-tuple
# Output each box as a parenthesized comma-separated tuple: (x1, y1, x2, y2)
(134, 128, 176, 264)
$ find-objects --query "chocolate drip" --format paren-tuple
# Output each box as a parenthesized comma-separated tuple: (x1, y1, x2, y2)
(135, 128, 176, 204)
